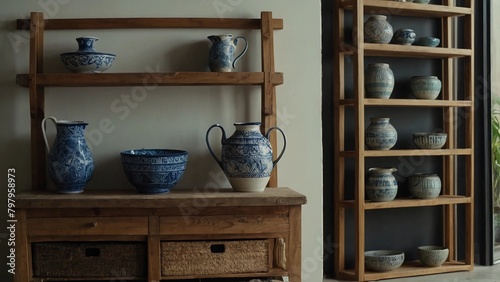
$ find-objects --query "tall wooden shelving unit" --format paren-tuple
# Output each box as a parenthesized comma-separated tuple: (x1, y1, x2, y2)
(333, 1, 474, 281)
(14, 11, 307, 282)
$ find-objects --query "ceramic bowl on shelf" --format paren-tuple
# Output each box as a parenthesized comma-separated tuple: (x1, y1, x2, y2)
(413, 132, 447, 149)
(365, 250, 405, 272)
(393, 28, 416, 45)
(414, 37, 440, 47)
(120, 149, 188, 194)
(410, 76, 442, 100)
(417, 246, 449, 267)
(60, 36, 116, 73)
(408, 173, 442, 199)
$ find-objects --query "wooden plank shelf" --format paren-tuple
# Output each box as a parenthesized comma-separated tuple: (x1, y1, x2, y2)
(339, 0, 472, 18)
(339, 261, 472, 281)
(15, 72, 284, 88)
(16, 187, 307, 209)
(339, 148, 472, 158)
(16, 17, 284, 30)
(340, 43, 472, 58)
(340, 99, 473, 107)
(340, 196, 472, 210)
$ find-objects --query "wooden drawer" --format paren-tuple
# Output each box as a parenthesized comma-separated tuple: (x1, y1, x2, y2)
(159, 213, 289, 235)
(27, 217, 148, 236)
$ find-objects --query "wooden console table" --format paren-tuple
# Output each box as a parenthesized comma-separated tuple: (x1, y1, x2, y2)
(15, 187, 306, 282)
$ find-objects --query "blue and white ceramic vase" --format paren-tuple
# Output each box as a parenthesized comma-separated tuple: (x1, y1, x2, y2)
(365, 117, 398, 150)
(365, 63, 395, 99)
(206, 122, 286, 192)
(60, 36, 116, 73)
(364, 15, 393, 44)
(208, 34, 248, 72)
(42, 116, 94, 193)
(366, 167, 398, 202)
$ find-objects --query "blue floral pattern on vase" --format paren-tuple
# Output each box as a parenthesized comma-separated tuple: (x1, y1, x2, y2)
(42, 117, 94, 193)
(206, 122, 286, 192)
(208, 34, 248, 72)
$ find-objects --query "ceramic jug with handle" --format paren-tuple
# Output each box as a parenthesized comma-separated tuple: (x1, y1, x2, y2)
(206, 122, 286, 192)
(42, 116, 94, 193)
(208, 34, 248, 72)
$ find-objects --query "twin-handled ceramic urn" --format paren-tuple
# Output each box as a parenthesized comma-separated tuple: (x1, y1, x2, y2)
(206, 122, 286, 192)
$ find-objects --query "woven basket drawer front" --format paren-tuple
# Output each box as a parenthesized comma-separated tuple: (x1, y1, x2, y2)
(161, 240, 269, 276)
(27, 217, 148, 236)
(32, 242, 147, 278)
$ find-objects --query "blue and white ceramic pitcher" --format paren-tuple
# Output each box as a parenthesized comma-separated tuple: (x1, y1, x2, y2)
(42, 116, 94, 193)
(206, 122, 286, 192)
(208, 34, 248, 72)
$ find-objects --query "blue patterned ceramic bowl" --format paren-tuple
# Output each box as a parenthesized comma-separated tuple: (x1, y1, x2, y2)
(410, 76, 442, 100)
(417, 246, 449, 267)
(120, 149, 188, 194)
(408, 173, 442, 199)
(414, 37, 440, 47)
(413, 133, 447, 149)
(60, 52, 116, 73)
(60, 36, 116, 73)
(393, 28, 416, 45)
(365, 250, 405, 272)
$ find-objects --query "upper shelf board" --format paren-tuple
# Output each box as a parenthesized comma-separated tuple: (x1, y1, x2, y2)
(340, 43, 472, 58)
(15, 72, 284, 88)
(16, 16, 283, 30)
(339, 0, 472, 18)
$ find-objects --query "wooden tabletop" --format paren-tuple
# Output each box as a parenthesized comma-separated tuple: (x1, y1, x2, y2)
(16, 187, 307, 209)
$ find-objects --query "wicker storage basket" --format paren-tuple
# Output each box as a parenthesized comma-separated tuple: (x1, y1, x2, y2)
(161, 240, 269, 276)
(32, 242, 147, 278)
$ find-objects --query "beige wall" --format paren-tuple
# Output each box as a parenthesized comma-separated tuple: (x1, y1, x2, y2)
(0, 0, 323, 280)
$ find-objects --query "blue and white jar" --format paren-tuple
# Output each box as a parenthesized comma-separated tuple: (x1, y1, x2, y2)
(364, 15, 393, 44)
(42, 116, 94, 193)
(366, 167, 398, 202)
(206, 122, 286, 192)
(365, 117, 398, 150)
(365, 63, 395, 99)
(208, 34, 248, 72)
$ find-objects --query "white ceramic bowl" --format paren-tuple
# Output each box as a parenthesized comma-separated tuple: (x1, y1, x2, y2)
(365, 250, 405, 272)
(417, 246, 449, 267)
(413, 132, 447, 149)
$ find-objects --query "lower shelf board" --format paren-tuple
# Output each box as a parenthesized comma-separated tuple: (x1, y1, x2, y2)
(338, 260, 473, 281)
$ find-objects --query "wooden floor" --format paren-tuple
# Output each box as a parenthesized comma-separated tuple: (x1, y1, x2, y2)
(324, 264, 500, 281)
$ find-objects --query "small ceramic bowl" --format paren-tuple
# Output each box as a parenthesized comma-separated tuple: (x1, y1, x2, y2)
(60, 53, 116, 73)
(365, 250, 405, 272)
(393, 0, 414, 2)
(413, 133, 447, 149)
(121, 149, 188, 194)
(393, 29, 416, 45)
(408, 173, 442, 199)
(410, 76, 442, 100)
(414, 37, 440, 47)
(417, 246, 449, 267)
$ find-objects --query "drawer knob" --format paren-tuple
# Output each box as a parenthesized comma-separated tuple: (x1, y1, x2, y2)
(89, 222, 98, 228)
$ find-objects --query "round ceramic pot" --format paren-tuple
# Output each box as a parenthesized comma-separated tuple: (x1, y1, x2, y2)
(365, 117, 398, 150)
(364, 15, 393, 44)
(366, 167, 398, 202)
(393, 28, 416, 45)
(365, 63, 395, 99)
(410, 76, 442, 100)
(408, 173, 441, 199)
